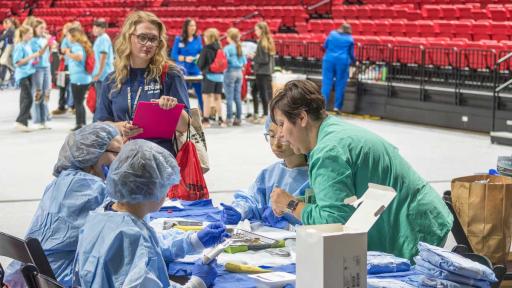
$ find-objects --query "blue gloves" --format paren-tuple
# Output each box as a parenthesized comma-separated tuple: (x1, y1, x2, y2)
(262, 207, 290, 229)
(192, 259, 218, 287)
(220, 203, 242, 224)
(197, 223, 230, 248)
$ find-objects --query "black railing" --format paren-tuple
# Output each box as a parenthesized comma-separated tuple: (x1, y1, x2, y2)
(492, 51, 512, 132)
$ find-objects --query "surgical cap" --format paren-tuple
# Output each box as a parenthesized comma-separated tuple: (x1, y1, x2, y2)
(106, 139, 180, 203)
(53, 123, 119, 177)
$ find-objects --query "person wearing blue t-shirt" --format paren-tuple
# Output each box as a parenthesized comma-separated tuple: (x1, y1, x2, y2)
(321, 23, 356, 113)
(12, 25, 40, 132)
(29, 18, 53, 129)
(223, 28, 246, 126)
(64, 27, 92, 131)
(94, 11, 190, 156)
(170, 19, 203, 111)
(53, 22, 78, 115)
(92, 19, 114, 115)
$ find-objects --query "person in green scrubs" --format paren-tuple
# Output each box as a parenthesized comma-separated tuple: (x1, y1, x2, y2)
(268, 80, 453, 260)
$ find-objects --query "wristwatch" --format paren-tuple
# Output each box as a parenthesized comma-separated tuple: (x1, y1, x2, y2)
(286, 199, 300, 213)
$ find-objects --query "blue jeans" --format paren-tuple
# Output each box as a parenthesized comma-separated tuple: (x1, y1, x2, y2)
(223, 68, 243, 120)
(31, 67, 51, 124)
(321, 57, 350, 110)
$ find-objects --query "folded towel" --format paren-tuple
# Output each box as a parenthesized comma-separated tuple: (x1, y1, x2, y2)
(367, 251, 411, 275)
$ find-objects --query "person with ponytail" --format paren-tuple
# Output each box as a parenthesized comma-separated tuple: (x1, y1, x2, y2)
(249, 21, 275, 124)
(13, 25, 40, 132)
(223, 27, 246, 126)
(64, 26, 92, 131)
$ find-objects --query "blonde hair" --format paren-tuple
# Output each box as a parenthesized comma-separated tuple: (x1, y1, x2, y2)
(30, 18, 46, 37)
(68, 27, 93, 55)
(255, 21, 275, 55)
(203, 28, 220, 46)
(112, 11, 177, 91)
(14, 25, 32, 44)
(22, 16, 36, 27)
(227, 27, 242, 57)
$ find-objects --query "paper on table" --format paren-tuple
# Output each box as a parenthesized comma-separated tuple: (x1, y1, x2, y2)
(132, 101, 185, 139)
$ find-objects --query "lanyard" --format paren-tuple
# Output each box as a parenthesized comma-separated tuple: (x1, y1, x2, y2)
(127, 85, 143, 120)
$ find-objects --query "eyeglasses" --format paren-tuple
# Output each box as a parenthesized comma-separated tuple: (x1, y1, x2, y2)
(264, 133, 277, 143)
(131, 33, 161, 46)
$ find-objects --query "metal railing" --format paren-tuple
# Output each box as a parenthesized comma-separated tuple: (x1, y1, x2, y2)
(492, 51, 512, 132)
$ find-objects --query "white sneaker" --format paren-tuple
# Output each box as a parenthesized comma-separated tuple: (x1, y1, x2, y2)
(15, 122, 33, 132)
(37, 123, 51, 130)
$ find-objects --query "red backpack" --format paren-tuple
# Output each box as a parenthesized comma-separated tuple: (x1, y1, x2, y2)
(209, 48, 227, 73)
(85, 52, 95, 75)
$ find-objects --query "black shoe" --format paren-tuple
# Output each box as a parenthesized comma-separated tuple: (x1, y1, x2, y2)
(70, 125, 83, 131)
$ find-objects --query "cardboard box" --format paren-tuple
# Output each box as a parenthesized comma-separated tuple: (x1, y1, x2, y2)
(296, 184, 397, 288)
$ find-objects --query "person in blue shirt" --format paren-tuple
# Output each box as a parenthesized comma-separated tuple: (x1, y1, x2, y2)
(94, 11, 191, 155)
(52, 22, 78, 115)
(221, 117, 309, 229)
(321, 23, 355, 113)
(0, 17, 17, 85)
(197, 28, 225, 127)
(170, 18, 203, 112)
(73, 140, 220, 288)
(4, 122, 123, 288)
(12, 25, 40, 132)
(91, 18, 114, 115)
(223, 28, 246, 127)
(29, 18, 53, 129)
(63, 26, 92, 131)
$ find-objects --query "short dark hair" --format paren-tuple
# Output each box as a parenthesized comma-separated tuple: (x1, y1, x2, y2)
(93, 18, 107, 29)
(269, 80, 326, 125)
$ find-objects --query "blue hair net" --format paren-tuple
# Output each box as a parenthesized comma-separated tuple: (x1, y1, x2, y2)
(53, 123, 119, 177)
(106, 139, 180, 203)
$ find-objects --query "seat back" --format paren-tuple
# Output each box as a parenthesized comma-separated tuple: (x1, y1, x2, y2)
(21, 265, 64, 288)
(0, 232, 56, 280)
(442, 191, 474, 252)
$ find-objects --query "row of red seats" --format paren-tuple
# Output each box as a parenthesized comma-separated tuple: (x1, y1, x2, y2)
(159, 18, 281, 33)
(166, 0, 302, 6)
(361, 0, 511, 6)
(332, 3, 512, 21)
(300, 19, 512, 42)
(146, 6, 307, 23)
(53, 0, 163, 8)
(34, 8, 129, 18)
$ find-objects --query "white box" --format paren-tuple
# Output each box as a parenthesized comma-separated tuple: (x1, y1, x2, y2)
(296, 184, 397, 288)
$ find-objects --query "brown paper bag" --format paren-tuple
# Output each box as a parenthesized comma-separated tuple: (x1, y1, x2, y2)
(451, 175, 512, 264)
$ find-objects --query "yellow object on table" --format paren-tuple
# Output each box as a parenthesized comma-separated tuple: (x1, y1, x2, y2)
(224, 262, 271, 274)
(173, 225, 203, 231)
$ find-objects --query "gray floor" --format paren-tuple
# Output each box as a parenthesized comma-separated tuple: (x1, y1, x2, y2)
(0, 87, 510, 267)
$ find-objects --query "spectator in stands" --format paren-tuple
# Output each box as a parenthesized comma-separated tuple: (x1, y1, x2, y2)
(171, 18, 203, 112)
(94, 11, 190, 156)
(249, 21, 275, 125)
(321, 23, 355, 114)
(64, 26, 92, 131)
(0, 17, 18, 85)
(52, 22, 79, 115)
(197, 28, 225, 127)
(92, 18, 114, 114)
(29, 18, 53, 129)
(13, 25, 40, 132)
(224, 27, 246, 127)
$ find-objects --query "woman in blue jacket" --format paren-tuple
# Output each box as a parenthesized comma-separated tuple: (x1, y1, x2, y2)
(321, 23, 355, 113)
(170, 19, 203, 112)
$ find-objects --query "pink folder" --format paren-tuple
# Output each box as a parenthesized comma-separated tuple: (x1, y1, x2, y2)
(132, 101, 185, 139)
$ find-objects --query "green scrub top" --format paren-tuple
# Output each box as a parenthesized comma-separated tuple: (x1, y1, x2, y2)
(301, 115, 453, 260)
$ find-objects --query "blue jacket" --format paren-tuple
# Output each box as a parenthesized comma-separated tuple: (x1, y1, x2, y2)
(323, 31, 355, 65)
(170, 35, 202, 76)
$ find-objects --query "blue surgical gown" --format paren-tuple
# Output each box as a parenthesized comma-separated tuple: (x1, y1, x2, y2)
(232, 161, 309, 225)
(73, 209, 205, 288)
(5, 169, 107, 288)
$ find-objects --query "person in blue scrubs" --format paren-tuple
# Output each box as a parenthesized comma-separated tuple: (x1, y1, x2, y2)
(321, 23, 355, 113)
(221, 117, 309, 229)
(94, 11, 190, 155)
(73, 140, 219, 288)
(64, 27, 92, 131)
(29, 18, 52, 129)
(4, 123, 122, 288)
(91, 18, 114, 115)
(170, 18, 203, 112)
